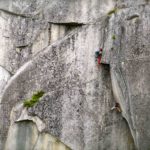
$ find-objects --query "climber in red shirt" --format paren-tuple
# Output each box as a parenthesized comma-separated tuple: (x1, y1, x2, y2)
(95, 48, 103, 65)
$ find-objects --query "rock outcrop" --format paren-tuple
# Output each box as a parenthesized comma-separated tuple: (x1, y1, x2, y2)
(5, 121, 70, 150)
(0, 0, 149, 150)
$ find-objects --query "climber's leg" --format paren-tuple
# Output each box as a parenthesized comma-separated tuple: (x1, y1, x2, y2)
(98, 56, 101, 64)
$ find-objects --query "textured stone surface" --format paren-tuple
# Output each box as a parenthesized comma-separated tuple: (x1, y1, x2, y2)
(0, 23, 135, 150)
(0, 0, 149, 150)
(0, 66, 11, 99)
(5, 121, 70, 150)
(110, 5, 150, 150)
(4, 103, 70, 150)
(10, 103, 45, 132)
(0, 66, 11, 148)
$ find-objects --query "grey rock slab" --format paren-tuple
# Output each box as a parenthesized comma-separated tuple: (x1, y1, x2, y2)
(1, 0, 149, 150)
(116, 0, 150, 8)
(0, 23, 135, 150)
(0, 10, 48, 73)
(0, 0, 11, 11)
(110, 5, 150, 150)
(0, 0, 115, 23)
(6, 16, 48, 73)
(0, 66, 11, 100)
(0, 66, 11, 149)
(0, 13, 13, 70)
(5, 121, 39, 150)
(4, 121, 70, 150)
(2, 0, 149, 74)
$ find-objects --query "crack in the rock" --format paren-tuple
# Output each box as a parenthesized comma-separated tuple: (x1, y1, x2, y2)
(0, 9, 31, 18)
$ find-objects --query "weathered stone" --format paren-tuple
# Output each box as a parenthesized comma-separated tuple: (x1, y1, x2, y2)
(0, 66, 11, 99)
(0, 23, 135, 150)
(0, 66, 11, 149)
(0, 0, 114, 74)
(110, 5, 150, 150)
(5, 121, 70, 150)
(9, 103, 45, 132)
(0, 0, 149, 150)
(4, 102, 70, 150)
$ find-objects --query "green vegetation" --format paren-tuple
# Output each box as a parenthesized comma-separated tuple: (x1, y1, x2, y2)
(112, 35, 116, 40)
(23, 90, 45, 108)
(107, 8, 118, 16)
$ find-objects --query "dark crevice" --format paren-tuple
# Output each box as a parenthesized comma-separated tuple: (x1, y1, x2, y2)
(0, 9, 31, 18)
(48, 22, 83, 45)
(126, 14, 139, 20)
(16, 45, 29, 48)
(48, 21, 85, 26)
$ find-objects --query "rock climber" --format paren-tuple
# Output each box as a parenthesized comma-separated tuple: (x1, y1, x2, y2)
(111, 102, 122, 112)
(95, 48, 103, 65)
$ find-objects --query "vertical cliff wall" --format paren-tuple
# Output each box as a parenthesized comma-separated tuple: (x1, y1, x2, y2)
(0, 0, 149, 150)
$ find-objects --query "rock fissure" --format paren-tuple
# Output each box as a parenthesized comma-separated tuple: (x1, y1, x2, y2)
(0, 9, 32, 18)
(0, 0, 149, 150)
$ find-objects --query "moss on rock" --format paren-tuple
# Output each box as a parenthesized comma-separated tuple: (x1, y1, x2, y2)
(23, 91, 45, 108)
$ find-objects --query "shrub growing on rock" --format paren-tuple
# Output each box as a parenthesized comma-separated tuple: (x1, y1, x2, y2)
(23, 90, 45, 107)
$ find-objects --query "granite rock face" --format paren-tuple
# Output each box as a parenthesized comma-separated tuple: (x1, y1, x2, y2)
(110, 5, 150, 150)
(0, 67, 11, 99)
(5, 121, 70, 150)
(0, 0, 149, 150)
